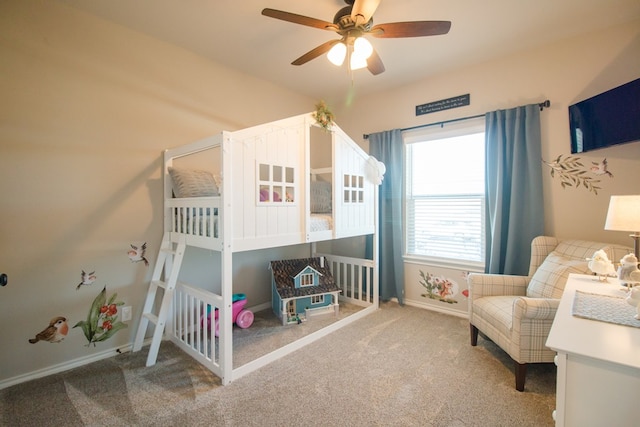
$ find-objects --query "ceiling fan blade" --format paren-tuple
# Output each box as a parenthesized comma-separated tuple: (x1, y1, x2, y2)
(370, 21, 451, 38)
(292, 40, 340, 66)
(351, 0, 381, 26)
(262, 8, 339, 31)
(367, 48, 385, 75)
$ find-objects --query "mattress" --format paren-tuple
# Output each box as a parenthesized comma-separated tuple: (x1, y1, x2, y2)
(310, 213, 333, 232)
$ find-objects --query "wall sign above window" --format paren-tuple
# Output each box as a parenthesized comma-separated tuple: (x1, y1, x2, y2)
(416, 94, 470, 116)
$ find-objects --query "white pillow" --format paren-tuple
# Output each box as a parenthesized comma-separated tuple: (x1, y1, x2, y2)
(527, 252, 591, 298)
(168, 167, 218, 198)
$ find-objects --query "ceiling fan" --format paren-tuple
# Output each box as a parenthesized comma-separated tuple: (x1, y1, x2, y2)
(261, 0, 451, 75)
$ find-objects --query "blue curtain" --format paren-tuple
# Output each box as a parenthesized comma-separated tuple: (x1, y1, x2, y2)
(485, 104, 544, 275)
(366, 129, 405, 304)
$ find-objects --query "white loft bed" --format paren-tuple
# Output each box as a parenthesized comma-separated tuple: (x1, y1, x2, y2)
(139, 113, 381, 385)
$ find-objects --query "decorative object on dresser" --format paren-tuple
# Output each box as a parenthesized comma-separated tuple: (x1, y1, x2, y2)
(586, 249, 617, 281)
(626, 287, 640, 320)
(467, 236, 631, 391)
(617, 253, 640, 287)
(605, 195, 640, 263)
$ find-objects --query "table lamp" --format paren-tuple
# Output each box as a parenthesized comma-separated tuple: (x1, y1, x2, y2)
(604, 195, 640, 262)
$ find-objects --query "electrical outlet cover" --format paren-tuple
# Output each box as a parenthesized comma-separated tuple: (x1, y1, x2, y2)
(122, 306, 132, 322)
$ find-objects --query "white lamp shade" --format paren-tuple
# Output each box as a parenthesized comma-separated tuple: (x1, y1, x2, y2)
(350, 53, 367, 70)
(327, 42, 346, 66)
(353, 37, 373, 59)
(605, 195, 640, 231)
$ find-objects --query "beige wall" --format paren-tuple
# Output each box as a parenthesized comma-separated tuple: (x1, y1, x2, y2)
(0, 0, 314, 385)
(334, 19, 640, 314)
(337, 18, 640, 244)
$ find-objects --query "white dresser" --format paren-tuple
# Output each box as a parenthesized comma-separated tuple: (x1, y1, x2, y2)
(546, 274, 640, 427)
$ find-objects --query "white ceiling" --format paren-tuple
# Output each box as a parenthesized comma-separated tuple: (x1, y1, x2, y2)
(58, 0, 640, 103)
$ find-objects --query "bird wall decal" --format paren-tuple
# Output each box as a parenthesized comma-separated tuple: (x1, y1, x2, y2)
(76, 270, 97, 290)
(590, 158, 614, 178)
(29, 316, 69, 344)
(127, 242, 149, 266)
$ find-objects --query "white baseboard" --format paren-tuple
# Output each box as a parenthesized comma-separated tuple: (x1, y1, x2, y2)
(0, 339, 151, 390)
(403, 298, 469, 319)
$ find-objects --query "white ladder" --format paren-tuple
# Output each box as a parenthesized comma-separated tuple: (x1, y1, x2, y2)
(132, 233, 186, 366)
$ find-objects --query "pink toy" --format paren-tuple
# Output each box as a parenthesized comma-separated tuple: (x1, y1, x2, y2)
(202, 294, 254, 336)
(259, 189, 282, 202)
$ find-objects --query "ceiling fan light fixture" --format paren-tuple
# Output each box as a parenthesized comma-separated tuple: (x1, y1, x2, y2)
(327, 42, 347, 66)
(350, 53, 368, 70)
(263, 1, 452, 76)
(353, 37, 373, 59)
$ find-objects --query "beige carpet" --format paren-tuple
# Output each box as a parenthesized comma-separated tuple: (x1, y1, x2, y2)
(0, 302, 556, 426)
(231, 302, 364, 367)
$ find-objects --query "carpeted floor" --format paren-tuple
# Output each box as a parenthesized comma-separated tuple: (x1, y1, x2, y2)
(231, 302, 364, 367)
(0, 302, 556, 426)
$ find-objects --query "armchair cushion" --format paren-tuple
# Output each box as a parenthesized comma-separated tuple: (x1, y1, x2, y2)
(526, 252, 590, 299)
(472, 296, 516, 337)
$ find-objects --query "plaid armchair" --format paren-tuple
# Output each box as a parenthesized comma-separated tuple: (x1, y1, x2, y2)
(468, 236, 631, 391)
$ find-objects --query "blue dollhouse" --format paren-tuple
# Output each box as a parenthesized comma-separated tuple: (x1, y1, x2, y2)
(269, 256, 341, 325)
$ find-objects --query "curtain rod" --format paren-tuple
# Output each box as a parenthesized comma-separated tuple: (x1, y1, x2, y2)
(362, 99, 551, 139)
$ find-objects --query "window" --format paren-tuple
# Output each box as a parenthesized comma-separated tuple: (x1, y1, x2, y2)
(258, 163, 295, 204)
(343, 174, 364, 203)
(404, 117, 486, 268)
(300, 273, 314, 287)
(311, 295, 325, 304)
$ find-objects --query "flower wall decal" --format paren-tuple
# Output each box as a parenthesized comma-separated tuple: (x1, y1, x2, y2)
(74, 286, 127, 347)
(418, 270, 459, 304)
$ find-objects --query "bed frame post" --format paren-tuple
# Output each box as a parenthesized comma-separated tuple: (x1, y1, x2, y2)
(372, 183, 380, 307)
(219, 132, 234, 385)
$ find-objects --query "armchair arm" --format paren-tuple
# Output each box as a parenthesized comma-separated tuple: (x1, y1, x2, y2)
(513, 297, 560, 320)
(467, 273, 528, 300)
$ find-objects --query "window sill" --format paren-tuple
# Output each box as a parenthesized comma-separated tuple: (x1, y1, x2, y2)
(403, 255, 485, 272)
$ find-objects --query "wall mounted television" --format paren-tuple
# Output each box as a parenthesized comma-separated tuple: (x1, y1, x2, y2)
(569, 77, 640, 154)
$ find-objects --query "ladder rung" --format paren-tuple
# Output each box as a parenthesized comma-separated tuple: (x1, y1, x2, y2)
(143, 313, 159, 325)
(151, 280, 166, 289)
(132, 233, 186, 366)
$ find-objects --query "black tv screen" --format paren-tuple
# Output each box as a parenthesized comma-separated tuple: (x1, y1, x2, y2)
(569, 77, 640, 153)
